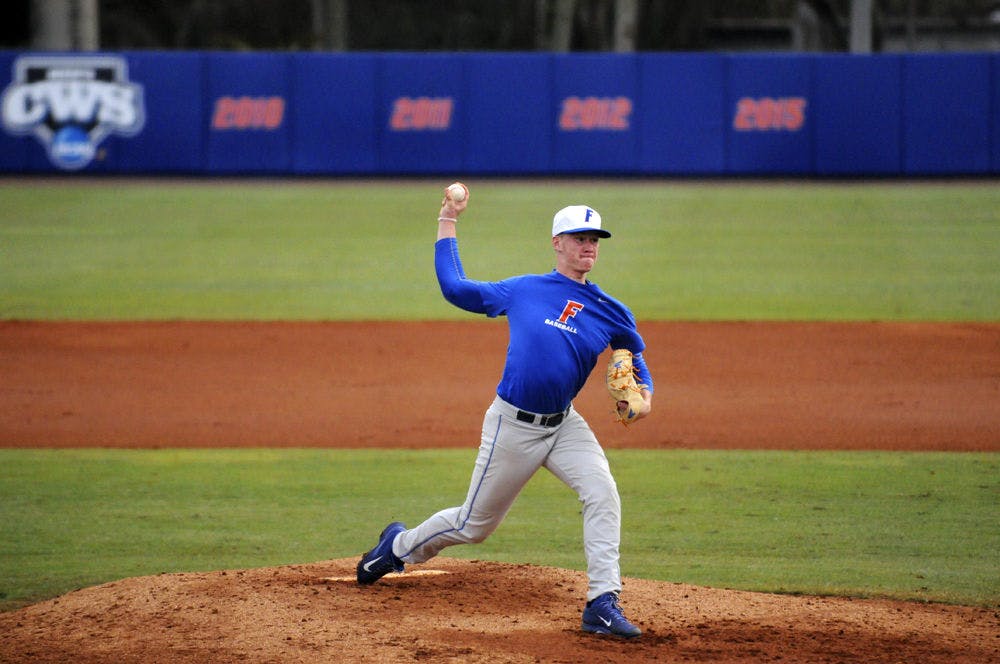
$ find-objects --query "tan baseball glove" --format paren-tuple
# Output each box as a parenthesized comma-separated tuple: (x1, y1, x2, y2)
(606, 348, 646, 426)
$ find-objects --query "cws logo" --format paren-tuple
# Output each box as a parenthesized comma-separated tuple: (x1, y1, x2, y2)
(1, 55, 145, 170)
(545, 300, 584, 334)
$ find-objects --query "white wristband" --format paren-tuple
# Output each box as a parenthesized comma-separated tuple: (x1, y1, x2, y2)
(437, 217, 457, 223)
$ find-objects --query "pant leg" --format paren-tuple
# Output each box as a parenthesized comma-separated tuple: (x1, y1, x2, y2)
(543, 408, 622, 601)
(395, 397, 551, 564)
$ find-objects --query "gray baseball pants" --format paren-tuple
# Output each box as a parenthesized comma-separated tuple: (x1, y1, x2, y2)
(393, 395, 623, 601)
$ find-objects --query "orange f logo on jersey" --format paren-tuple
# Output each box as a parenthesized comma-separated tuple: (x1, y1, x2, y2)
(557, 300, 585, 323)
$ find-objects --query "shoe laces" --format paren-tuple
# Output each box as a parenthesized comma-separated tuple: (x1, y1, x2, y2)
(602, 593, 629, 620)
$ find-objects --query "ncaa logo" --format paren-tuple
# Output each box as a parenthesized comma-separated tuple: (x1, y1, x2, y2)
(1, 55, 145, 170)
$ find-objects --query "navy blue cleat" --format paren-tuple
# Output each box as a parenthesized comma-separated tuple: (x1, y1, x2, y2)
(356, 521, 406, 584)
(581, 591, 642, 638)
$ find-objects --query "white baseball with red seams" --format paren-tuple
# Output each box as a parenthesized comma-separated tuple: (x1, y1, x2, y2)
(447, 182, 467, 202)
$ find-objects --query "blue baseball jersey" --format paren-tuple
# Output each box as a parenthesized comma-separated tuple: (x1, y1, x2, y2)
(435, 237, 653, 414)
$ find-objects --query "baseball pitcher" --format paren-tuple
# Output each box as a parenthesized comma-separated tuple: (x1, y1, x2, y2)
(357, 183, 654, 638)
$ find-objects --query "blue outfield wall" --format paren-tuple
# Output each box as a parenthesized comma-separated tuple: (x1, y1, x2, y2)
(0, 50, 997, 176)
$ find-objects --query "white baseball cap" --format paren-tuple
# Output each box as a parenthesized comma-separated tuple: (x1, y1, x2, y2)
(551, 205, 611, 238)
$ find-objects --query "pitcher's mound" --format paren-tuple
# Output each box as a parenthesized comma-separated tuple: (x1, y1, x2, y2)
(0, 558, 995, 663)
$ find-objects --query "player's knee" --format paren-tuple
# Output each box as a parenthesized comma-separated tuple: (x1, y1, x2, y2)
(581, 481, 621, 511)
(458, 521, 495, 544)
(465, 528, 493, 544)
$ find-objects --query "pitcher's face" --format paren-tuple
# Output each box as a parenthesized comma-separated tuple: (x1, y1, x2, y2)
(553, 231, 601, 281)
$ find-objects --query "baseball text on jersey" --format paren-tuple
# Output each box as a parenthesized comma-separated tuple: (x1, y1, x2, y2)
(545, 318, 578, 334)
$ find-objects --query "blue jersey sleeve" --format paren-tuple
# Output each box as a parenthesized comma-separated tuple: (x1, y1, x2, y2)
(631, 352, 654, 393)
(434, 238, 509, 317)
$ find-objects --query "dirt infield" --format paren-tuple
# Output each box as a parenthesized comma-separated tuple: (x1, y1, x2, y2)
(1, 320, 998, 663)
(2, 320, 998, 450)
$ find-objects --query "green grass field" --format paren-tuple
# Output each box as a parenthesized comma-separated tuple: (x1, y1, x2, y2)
(0, 178, 998, 612)
(1, 449, 996, 612)
(1, 179, 998, 320)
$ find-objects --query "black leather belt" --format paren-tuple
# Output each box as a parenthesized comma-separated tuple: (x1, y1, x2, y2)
(516, 409, 566, 427)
